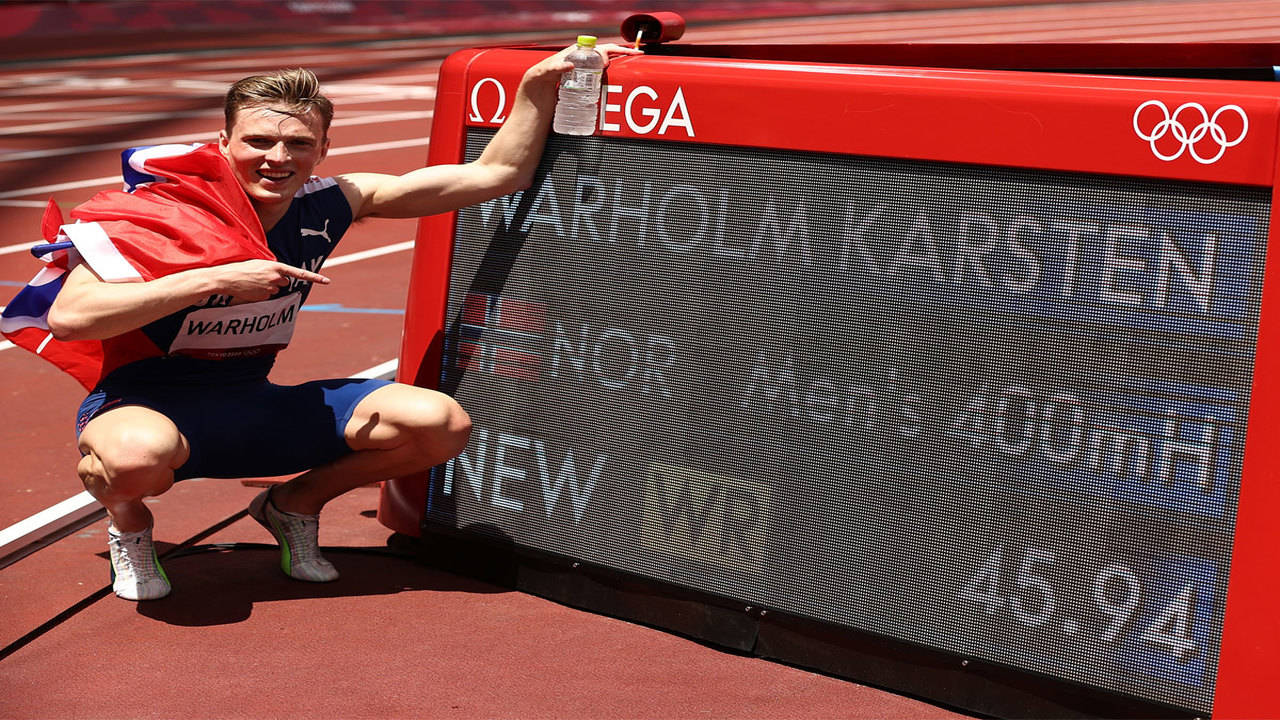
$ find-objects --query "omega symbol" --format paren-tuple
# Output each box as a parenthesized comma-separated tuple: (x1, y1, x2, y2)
(468, 77, 508, 124)
(1132, 100, 1248, 165)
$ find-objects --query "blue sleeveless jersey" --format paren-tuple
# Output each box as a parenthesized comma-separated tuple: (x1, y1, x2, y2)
(103, 177, 353, 386)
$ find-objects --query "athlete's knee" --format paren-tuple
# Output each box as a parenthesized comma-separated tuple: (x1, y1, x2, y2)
(349, 385, 472, 464)
(79, 445, 176, 500)
(398, 391, 472, 466)
(400, 392, 470, 464)
(79, 412, 186, 498)
(432, 397, 472, 460)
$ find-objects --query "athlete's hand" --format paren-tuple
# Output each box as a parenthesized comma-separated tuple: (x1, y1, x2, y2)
(207, 259, 330, 303)
(523, 41, 642, 89)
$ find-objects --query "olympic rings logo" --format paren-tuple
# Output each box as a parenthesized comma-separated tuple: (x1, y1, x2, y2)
(1133, 100, 1248, 165)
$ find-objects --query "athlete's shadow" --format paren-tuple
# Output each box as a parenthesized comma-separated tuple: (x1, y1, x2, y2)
(133, 540, 509, 627)
(415, 136, 600, 396)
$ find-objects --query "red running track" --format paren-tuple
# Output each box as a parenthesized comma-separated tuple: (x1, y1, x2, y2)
(1, 2, 1277, 717)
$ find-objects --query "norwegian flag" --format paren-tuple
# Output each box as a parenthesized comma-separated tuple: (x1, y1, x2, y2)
(457, 293, 546, 381)
(0, 143, 273, 390)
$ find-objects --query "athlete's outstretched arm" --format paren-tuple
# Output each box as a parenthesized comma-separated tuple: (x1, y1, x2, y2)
(336, 42, 641, 221)
(47, 260, 328, 341)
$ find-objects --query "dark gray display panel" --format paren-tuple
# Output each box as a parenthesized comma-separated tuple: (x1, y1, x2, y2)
(431, 129, 1270, 713)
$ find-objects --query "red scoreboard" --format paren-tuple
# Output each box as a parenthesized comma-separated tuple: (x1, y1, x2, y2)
(381, 32, 1280, 718)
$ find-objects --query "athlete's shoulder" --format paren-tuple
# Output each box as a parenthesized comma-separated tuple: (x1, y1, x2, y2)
(292, 176, 352, 222)
(295, 176, 340, 197)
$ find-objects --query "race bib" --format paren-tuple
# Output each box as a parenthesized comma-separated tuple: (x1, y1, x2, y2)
(168, 293, 300, 358)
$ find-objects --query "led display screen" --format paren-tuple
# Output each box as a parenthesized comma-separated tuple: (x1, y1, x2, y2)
(429, 128, 1270, 713)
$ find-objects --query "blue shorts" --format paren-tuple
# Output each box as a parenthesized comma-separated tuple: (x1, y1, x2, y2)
(76, 376, 393, 480)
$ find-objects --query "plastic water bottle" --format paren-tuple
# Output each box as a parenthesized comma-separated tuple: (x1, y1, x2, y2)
(553, 35, 604, 135)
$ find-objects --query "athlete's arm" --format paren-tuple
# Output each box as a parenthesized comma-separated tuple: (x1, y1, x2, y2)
(47, 260, 329, 341)
(336, 43, 641, 221)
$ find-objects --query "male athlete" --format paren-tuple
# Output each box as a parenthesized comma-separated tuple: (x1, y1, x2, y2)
(42, 42, 638, 600)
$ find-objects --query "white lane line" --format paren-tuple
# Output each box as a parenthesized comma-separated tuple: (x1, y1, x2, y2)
(0, 110, 431, 163)
(185, 47, 452, 71)
(0, 95, 144, 115)
(0, 174, 120, 200)
(328, 136, 429, 158)
(0, 95, 425, 135)
(0, 492, 102, 564)
(326, 82, 436, 99)
(352, 358, 399, 379)
(0, 200, 50, 208)
(0, 357, 400, 568)
(0, 109, 218, 137)
(1, 242, 45, 256)
(323, 240, 414, 267)
(0, 341, 13, 351)
(4, 27, 562, 72)
(327, 72, 442, 86)
(0, 75, 434, 109)
(0, 135, 429, 202)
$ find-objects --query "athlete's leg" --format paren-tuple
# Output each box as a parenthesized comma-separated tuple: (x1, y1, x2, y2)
(77, 405, 190, 533)
(270, 383, 471, 515)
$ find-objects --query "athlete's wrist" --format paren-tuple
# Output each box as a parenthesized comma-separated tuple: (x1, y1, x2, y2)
(160, 265, 226, 306)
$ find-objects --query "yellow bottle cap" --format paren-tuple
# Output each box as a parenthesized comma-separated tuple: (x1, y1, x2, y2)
(577, 35, 598, 48)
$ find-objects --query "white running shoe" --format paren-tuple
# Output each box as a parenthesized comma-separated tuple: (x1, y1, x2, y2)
(248, 489, 339, 582)
(107, 525, 171, 601)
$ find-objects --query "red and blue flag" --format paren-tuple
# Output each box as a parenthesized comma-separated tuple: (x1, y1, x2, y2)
(0, 143, 273, 389)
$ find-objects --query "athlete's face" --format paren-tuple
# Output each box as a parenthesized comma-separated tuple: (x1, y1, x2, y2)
(220, 104, 329, 220)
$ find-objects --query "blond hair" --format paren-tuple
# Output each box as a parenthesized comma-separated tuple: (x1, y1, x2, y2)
(224, 68, 334, 133)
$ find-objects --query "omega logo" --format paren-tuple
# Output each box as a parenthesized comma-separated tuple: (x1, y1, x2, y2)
(468, 77, 508, 124)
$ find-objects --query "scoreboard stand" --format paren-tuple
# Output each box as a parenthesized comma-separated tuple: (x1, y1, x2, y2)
(382, 18, 1280, 719)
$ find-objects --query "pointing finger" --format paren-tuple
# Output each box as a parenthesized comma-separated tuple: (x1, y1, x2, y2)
(280, 264, 330, 285)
